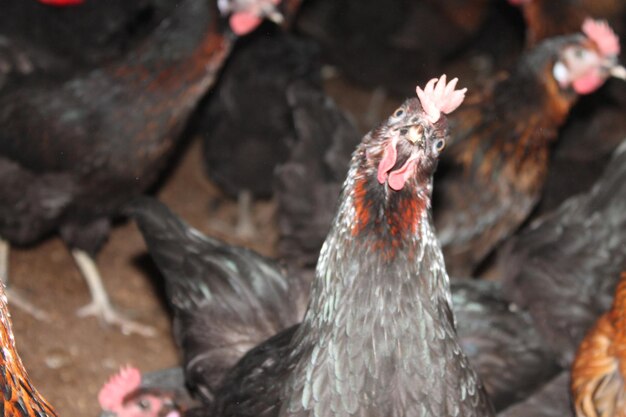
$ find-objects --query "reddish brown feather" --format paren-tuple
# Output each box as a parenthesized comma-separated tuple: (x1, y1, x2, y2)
(571, 272, 626, 417)
(0, 284, 58, 417)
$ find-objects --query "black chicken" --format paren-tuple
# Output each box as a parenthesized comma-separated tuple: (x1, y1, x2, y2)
(274, 81, 361, 269)
(501, 139, 626, 366)
(130, 196, 310, 404)
(0, 0, 285, 335)
(198, 28, 321, 238)
(206, 76, 495, 416)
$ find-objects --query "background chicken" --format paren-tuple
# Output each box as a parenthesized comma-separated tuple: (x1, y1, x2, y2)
(274, 81, 361, 270)
(130, 197, 309, 405)
(98, 366, 197, 417)
(507, 0, 626, 218)
(571, 271, 626, 417)
(433, 19, 625, 276)
(0, 0, 286, 335)
(198, 28, 321, 238)
(501, 139, 626, 366)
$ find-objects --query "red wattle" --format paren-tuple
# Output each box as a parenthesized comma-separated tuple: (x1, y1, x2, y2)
(377, 138, 398, 184)
(572, 69, 604, 95)
(387, 157, 417, 191)
(229, 12, 262, 36)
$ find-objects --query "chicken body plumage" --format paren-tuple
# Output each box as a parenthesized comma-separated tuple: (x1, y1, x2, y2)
(200, 29, 321, 200)
(132, 197, 557, 413)
(131, 197, 309, 404)
(434, 24, 625, 276)
(571, 271, 626, 417)
(501, 140, 626, 366)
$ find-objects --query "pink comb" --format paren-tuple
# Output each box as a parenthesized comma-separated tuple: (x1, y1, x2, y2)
(98, 365, 142, 411)
(582, 18, 620, 57)
(416, 75, 467, 124)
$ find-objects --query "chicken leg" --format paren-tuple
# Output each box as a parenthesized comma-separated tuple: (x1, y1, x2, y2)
(0, 239, 49, 321)
(72, 249, 156, 337)
(234, 189, 257, 240)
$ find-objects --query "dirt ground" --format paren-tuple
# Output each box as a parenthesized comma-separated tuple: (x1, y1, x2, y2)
(7, 76, 403, 416)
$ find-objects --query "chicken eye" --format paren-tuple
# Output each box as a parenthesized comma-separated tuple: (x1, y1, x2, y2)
(394, 108, 404, 117)
(137, 398, 151, 411)
(433, 139, 446, 153)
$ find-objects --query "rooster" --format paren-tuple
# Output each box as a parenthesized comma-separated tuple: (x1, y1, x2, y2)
(434, 19, 626, 276)
(0, 0, 285, 335)
(202, 75, 497, 416)
(0, 282, 58, 417)
(571, 271, 626, 417)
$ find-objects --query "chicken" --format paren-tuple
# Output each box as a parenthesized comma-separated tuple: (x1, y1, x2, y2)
(501, 139, 626, 366)
(0, 282, 58, 417)
(98, 366, 198, 417)
(0, 0, 284, 334)
(203, 76, 496, 417)
(130, 196, 310, 404)
(498, 372, 574, 417)
(433, 19, 626, 276)
(509, 0, 626, 46)
(571, 271, 626, 417)
(296, 0, 491, 96)
(274, 81, 361, 269)
(198, 29, 321, 238)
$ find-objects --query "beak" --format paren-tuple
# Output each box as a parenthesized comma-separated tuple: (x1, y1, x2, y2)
(406, 125, 424, 146)
(609, 64, 626, 80)
(263, 6, 284, 25)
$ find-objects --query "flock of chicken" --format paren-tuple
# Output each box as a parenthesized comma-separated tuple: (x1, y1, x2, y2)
(1, 0, 626, 416)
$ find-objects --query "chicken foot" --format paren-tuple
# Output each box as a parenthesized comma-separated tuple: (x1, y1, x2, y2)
(0, 239, 50, 321)
(72, 249, 156, 337)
